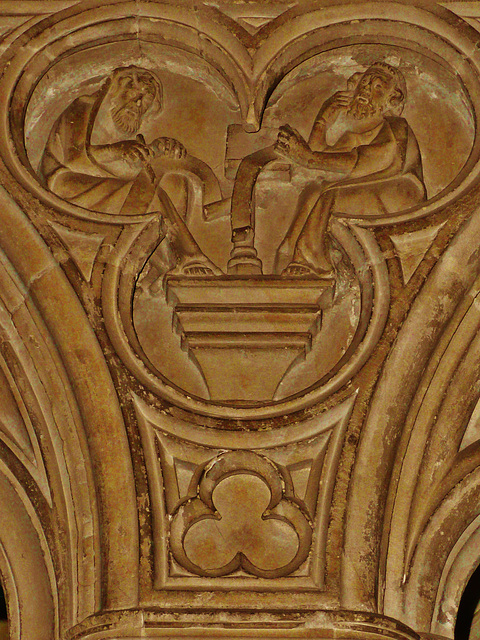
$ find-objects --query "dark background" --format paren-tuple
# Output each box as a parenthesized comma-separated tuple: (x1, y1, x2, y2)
(455, 563, 480, 640)
(0, 585, 5, 620)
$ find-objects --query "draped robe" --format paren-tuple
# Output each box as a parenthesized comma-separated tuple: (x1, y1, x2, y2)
(40, 91, 157, 215)
(281, 115, 427, 273)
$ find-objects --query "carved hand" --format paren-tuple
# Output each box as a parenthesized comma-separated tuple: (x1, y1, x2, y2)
(275, 125, 313, 165)
(92, 140, 155, 169)
(151, 137, 187, 159)
(317, 90, 352, 123)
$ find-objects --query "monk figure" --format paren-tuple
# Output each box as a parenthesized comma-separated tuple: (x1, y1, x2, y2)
(40, 65, 221, 275)
(273, 61, 427, 276)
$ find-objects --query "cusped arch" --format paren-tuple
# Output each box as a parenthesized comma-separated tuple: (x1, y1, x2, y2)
(0, 466, 56, 640)
(250, 2, 480, 223)
(0, 0, 253, 225)
(0, 183, 137, 631)
(343, 183, 480, 622)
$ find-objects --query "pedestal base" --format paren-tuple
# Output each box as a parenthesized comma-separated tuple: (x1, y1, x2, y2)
(165, 276, 334, 402)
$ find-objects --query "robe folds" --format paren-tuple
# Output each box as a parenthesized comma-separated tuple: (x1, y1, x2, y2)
(40, 92, 157, 215)
(281, 116, 428, 273)
(318, 115, 427, 217)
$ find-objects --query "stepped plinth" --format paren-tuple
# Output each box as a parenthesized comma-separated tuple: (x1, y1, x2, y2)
(165, 276, 334, 402)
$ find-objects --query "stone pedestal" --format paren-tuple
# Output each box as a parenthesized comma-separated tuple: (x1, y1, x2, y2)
(165, 276, 334, 401)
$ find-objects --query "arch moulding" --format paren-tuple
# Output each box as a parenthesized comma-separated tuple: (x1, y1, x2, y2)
(0, 1, 480, 640)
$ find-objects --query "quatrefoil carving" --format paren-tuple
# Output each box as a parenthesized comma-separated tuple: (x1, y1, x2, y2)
(169, 450, 312, 578)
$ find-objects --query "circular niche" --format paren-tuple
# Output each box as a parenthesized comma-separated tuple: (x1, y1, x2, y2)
(262, 43, 475, 214)
(131, 42, 475, 414)
(23, 40, 240, 209)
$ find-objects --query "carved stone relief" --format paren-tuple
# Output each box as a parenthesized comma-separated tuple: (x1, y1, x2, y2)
(0, 2, 480, 640)
(20, 45, 470, 416)
(17, 39, 473, 418)
(136, 393, 353, 590)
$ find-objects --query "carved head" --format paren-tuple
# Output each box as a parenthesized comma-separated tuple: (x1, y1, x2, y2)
(106, 66, 163, 134)
(348, 61, 406, 120)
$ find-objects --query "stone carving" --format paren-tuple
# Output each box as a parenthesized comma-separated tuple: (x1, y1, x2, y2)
(49, 222, 105, 283)
(39, 65, 222, 276)
(218, 4, 291, 35)
(136, 393, 354, 588)
(164, 275, 334, 401)
(2, 2, 480, 640)
(127, 64, 406, 407)
(275, 63, 426, 273)
(170, 451, 312, 578)
(26, 52, 474, 411)
(108, 59, 435, 409)
(389, 222, 446, 285)
(40, 66, 169, 214)
(227, 61, 426, 276)
(127, 67, 416, 408)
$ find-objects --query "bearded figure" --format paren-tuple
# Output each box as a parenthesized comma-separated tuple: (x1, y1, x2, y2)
(40, 65, 221, 275)
(273, 61, 427, 276)
(40, 66, 179, 215)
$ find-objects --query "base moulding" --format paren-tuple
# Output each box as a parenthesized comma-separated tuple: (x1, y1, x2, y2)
(66, 609, 427, 640)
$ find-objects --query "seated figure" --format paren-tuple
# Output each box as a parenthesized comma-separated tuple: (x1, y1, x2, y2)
(40, 65, 221, 275)
(273, 61, 427, 276)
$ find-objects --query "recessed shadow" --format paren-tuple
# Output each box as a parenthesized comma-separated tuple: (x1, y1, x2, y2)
(455, 562, 480, 640)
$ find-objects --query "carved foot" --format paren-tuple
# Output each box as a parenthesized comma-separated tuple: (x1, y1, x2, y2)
(148, 258, 222, 293)
(282, 262, 334, 279)
(169, 257, 223, 278)
(182, 263, 217, 276)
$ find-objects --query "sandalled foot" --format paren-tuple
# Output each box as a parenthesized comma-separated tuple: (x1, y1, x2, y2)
(183, 263, 216, 276)
(168, 257, 223, 277)
(282, 262, 334, 279)
(149, 259, 222, 292)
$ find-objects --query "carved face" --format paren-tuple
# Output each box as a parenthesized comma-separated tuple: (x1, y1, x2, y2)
(348, 69, 398, 120)
(109, 70, 158, 134)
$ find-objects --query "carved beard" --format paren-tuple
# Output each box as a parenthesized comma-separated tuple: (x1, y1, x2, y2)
(110, 102, 143, 134)
(348, 95, 382, 121)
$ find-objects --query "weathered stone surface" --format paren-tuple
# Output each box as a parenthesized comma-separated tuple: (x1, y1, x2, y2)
(0, 1, 479, 639)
